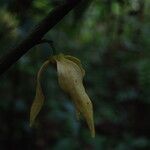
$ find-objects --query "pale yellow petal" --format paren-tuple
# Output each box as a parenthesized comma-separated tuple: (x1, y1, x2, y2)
(55, 55, 95, 137)
(30, 60, 49, 127)
(56, 57, 83, 92)
(71, 87, 95, 138)
(65, 55, 85, 76)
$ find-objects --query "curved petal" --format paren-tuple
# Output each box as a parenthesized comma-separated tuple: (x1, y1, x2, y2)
(30, 60, 50, 127)
(55, 56, 95, 137)
(65, 55, 85, 76)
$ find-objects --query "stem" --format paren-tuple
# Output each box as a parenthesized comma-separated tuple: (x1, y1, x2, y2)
(37, 39, 56, 55)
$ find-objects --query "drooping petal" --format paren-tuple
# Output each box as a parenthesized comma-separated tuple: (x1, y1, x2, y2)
(55, 56, 83, 92)
(30, 60, 49, 127)
(71, 87, 95, 138)
(65, 55, 85, 76)
(54, 55, 95, 137)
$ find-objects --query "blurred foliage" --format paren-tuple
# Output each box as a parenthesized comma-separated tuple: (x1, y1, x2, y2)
(0, 0, 150, 149)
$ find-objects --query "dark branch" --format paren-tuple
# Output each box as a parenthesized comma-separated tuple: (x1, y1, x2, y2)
(0, 0, 81, 75)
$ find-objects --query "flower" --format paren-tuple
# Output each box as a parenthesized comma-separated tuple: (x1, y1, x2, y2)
(30, 54, 95, 137)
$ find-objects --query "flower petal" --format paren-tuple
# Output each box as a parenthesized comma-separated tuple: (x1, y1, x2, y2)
(71, 86, 95, 137)
(30, 60, 49, 127)
(65, 55, 85, 76)
(55, 55, 95, 137)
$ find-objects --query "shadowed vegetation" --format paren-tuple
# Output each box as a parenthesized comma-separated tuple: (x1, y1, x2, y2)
(0, 0, 149, 149)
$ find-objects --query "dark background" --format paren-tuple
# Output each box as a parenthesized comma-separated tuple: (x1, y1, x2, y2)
(0, 0, 149, 149)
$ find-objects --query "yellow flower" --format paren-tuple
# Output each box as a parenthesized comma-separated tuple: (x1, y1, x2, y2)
(30, 54, 95, 137)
